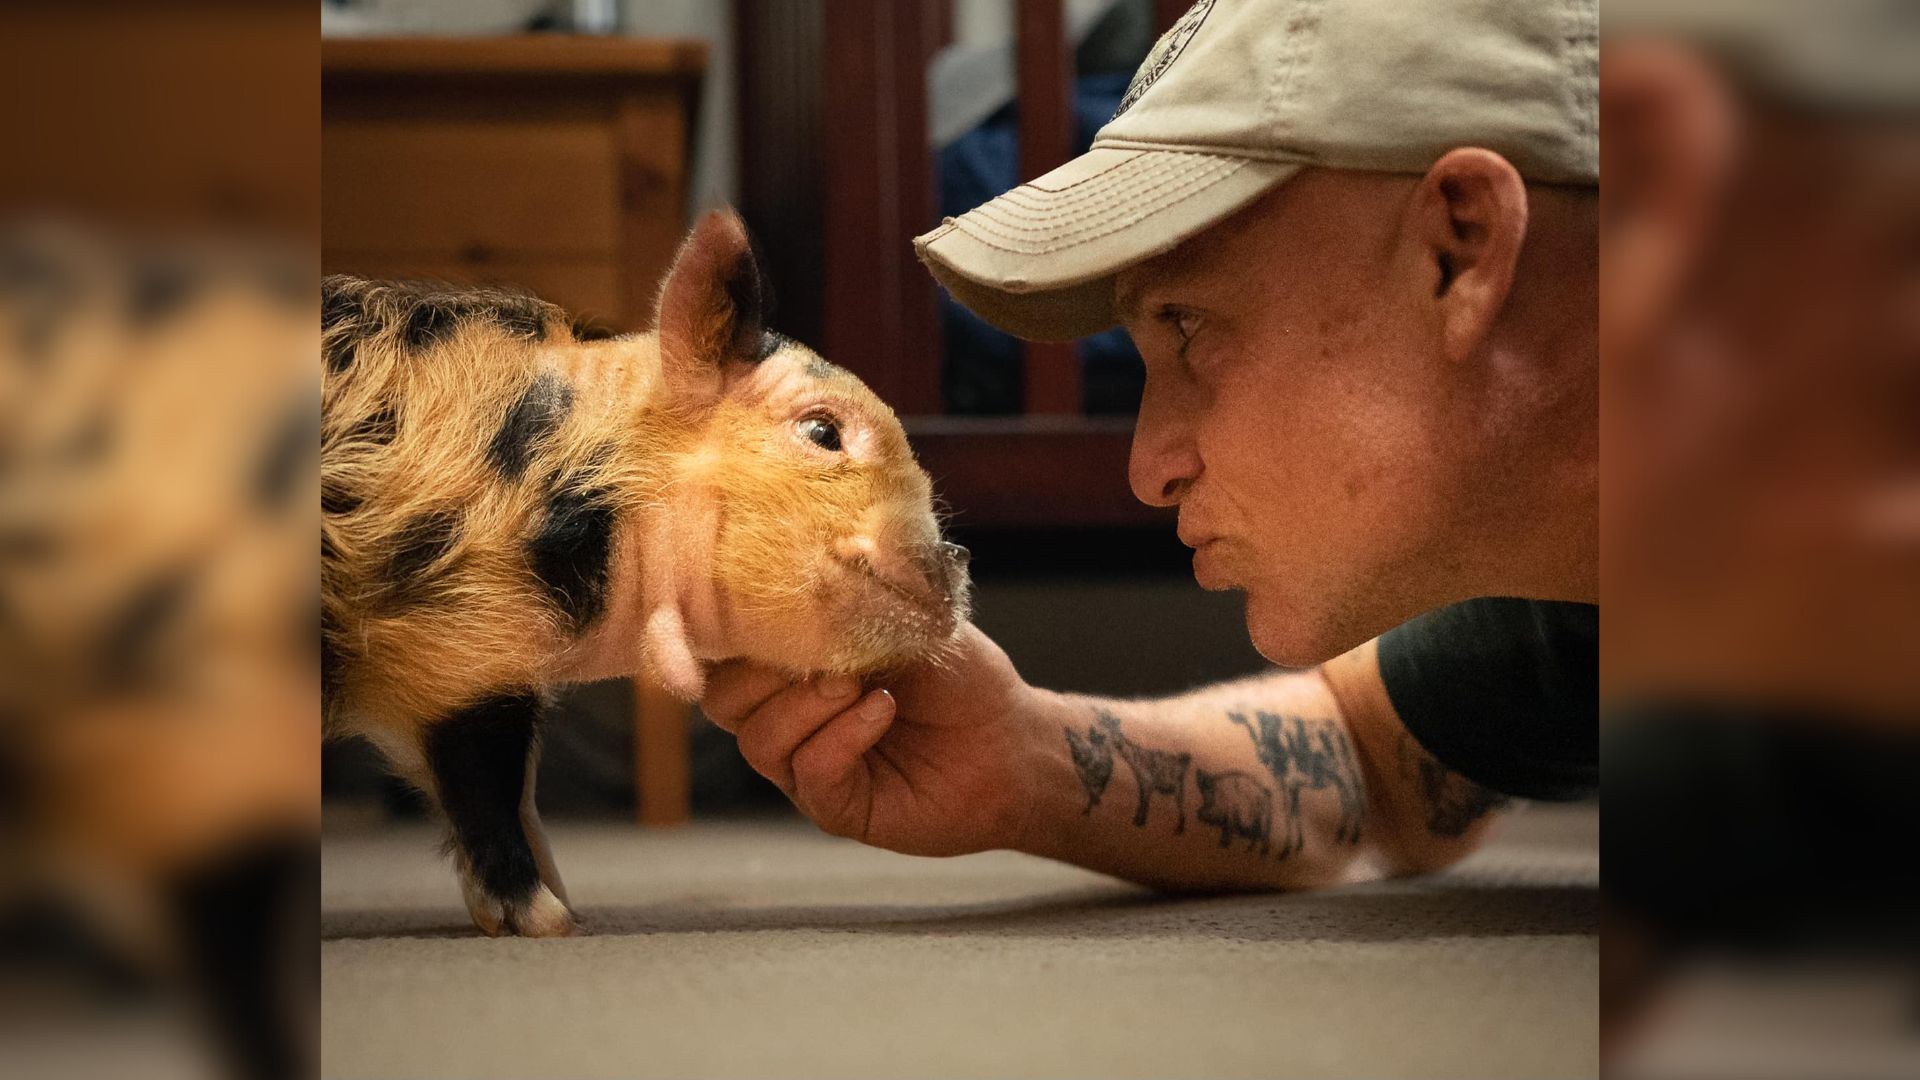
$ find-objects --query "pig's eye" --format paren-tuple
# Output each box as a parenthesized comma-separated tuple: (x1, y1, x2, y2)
(796, 416, 842, 453)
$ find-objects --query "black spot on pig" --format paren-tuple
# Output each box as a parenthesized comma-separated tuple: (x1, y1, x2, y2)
(490, 298, 549, 342)
(344, 404, 398, 448)
(527, 472, 615, 631)
(487, 373, 573, 481)
(321, 480, 360, 516)
(402, 291, 548, 352)
(385, 509, 461, 605)
(402, 299, 459, 351)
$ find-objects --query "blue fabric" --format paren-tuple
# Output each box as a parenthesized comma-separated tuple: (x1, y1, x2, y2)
(937, 72, 1145, 415)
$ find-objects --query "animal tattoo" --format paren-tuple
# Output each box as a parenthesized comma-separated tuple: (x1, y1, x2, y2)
(1096, 711, 1190, 833)
(1229, 711, 1365, 857)
(1064, 712, 1191, 832)
(1396, 733, 1511, 837)
(1194, 768, 1274, 854)
(1064, 724, 1113, 813)
(322, 209, 971, 936)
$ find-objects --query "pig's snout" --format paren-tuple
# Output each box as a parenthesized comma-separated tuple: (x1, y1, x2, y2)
(914, 540, 970, 581)
(913, 541, 971, 604)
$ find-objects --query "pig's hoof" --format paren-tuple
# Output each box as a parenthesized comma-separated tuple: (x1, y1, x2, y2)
(462, 877, 576, 938)
(506, 885, 578, 938)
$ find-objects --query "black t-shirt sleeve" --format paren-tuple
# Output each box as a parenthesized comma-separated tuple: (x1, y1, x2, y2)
(1375, 598, 1598, 801)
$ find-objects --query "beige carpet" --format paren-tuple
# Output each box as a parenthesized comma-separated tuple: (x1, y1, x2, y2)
(321, 803, 1598, 1078)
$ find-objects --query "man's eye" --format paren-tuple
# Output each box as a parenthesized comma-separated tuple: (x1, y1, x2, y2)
(1159, 306, 1200, 352)
(797, 416, 842, 452)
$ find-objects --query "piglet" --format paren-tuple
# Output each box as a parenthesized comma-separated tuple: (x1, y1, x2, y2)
(321, 209, 970, 936)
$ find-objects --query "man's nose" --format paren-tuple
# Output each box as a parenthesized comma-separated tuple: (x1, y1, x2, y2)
(1128, 383, 1200, 508)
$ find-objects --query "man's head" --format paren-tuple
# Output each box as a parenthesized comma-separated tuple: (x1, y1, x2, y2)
(1114, 153, 1597, 665)
(915, 0, 1599, 666)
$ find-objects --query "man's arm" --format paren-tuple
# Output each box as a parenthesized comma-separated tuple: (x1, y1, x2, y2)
(700, 627, 1510, 892)
(1012, 638, 1507, 891)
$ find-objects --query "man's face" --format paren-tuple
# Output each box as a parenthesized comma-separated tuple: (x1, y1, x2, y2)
(1116, 169, 1477, 666)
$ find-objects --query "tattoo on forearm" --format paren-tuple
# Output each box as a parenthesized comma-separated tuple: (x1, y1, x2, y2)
(1064, 724, 1114, 813)
(1396, 733, 1511, 837)
(1062, 710, 1191, 834)
(1229, 711, 1366, 856)
(1100, 711, 1190, 833)
(1195, 768, 1273, 855)
(1060, 708, 1367, 864)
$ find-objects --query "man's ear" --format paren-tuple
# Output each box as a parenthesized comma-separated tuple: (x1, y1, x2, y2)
(1598, 39, 1737, 359)
(655, 208, 772, 405)
(1407, 148, 1529, 362)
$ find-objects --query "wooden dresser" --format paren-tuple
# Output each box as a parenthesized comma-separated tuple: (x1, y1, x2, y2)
(322, 35, 705, 330)
(323, 36, 706, 825)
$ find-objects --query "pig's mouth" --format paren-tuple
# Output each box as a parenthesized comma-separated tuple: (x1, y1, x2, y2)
(830, 543, 969, 629)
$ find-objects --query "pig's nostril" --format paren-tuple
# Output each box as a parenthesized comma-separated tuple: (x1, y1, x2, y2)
(941, 541, 971, 568)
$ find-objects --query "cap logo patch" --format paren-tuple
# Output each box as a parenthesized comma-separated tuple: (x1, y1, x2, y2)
(1112, 0, 1216, 120)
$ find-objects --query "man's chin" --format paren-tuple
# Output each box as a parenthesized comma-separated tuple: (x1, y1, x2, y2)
(1243, 591, 1357, 670)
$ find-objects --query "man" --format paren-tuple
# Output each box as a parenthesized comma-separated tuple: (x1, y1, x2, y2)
(703, 0, 1598, 890)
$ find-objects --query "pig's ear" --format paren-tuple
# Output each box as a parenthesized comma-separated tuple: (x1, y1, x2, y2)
(655, 208, 770, 404)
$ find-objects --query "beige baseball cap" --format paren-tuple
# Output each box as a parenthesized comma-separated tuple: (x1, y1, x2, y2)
(914, 0, 1599, 341)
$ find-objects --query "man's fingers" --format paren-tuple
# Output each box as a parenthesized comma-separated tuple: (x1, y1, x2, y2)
(699, 660, 797, 733)
(790, 689, 896, 814)
(733, 674, 862, 793)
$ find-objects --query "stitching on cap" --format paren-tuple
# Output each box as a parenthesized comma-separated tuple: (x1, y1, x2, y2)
(950, 161, 1245, 255)
(995, 148, 1222, 205)
(977, 156, 1220, 227)
(989, 156, 1184, 216)
(964, 156, 1240, 240)
(1020, 151, 1142, 194)
(983, 155, 1237, 229)
(978, 153, 1236, 219)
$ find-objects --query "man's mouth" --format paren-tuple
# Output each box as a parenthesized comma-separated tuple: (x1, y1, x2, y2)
(1176, 521, 1219, 549)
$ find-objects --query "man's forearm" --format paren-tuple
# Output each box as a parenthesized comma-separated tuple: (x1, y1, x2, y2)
(1009, 670, 1379, 892)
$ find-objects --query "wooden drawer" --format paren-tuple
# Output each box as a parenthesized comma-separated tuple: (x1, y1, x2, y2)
(322, 113, 621, 257)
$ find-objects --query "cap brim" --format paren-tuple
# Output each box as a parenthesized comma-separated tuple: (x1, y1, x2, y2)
(914, 147, 1300, 341)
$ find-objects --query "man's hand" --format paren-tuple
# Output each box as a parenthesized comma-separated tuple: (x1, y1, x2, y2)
(700, 624, 1045, 857)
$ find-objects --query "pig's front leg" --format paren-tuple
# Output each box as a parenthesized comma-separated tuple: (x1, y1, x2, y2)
(424, 693, 576, 937)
